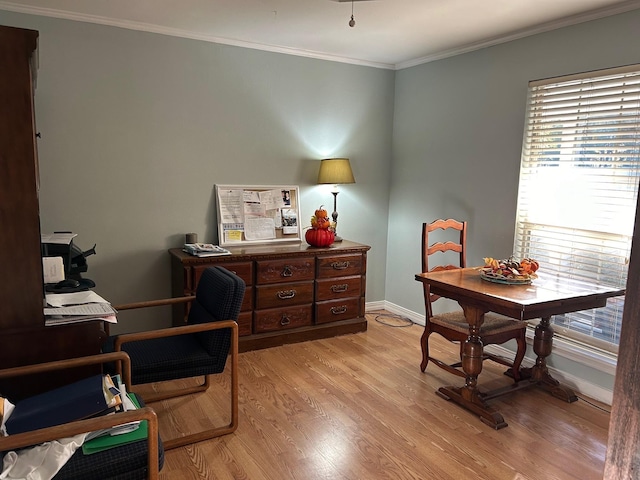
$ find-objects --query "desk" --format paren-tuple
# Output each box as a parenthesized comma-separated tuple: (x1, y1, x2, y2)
(414, 267, 625, 429)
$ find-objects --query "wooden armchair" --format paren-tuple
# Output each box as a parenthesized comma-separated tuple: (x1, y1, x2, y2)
(0, 352, 162, 480)
(105, 266, 245, 450)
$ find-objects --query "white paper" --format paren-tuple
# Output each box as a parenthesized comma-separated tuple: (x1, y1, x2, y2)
(244, 217, 276, 240)
(45, 315, 117, 326)
(45, 291, 110, 307)
(259, 189, 286, 210)
(243, 190, 260, 203)
(244, 202, 266, 216)
(219, 189, 244, 223)
(44, 303, 115, 317)
(42, 257, 65, 284)
(40, 233, 77, 244)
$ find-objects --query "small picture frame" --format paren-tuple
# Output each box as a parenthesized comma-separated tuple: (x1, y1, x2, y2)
(215, 184, 302, 246)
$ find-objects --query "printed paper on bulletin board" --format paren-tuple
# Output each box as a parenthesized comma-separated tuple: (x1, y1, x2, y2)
(215, 185, 302, 247)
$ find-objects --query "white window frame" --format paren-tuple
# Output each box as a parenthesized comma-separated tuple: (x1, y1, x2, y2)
(514, 64, 640, 355)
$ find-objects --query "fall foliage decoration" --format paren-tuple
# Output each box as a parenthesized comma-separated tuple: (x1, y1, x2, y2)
(481, 256, 540, 281)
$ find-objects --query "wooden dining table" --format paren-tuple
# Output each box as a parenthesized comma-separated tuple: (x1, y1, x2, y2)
(414, 267, 625, 429)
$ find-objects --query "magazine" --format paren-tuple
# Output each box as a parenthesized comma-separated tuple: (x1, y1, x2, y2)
(183, 243, 232, 257)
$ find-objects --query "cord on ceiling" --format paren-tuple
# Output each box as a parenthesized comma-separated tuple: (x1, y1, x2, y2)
(349, 0, 355, 27)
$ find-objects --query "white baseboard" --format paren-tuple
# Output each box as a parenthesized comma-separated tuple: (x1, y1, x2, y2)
(364, 300, 387, 312)
(366, 300, 614, 406)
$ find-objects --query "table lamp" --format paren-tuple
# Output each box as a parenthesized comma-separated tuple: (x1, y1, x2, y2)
(317, 158, 355, 242)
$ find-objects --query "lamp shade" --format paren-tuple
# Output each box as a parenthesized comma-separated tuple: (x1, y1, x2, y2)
(317, 158, 356, 185)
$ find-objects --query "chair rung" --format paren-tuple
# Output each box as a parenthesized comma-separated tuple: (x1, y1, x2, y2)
(142, 378, 209, 403)
(428, 357, 467, 378)
(163, 423, 237, 450)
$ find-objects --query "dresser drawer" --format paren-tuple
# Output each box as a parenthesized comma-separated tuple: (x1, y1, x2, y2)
(256, 257, 315, 284)
(255, 281, 314, 309)
(315, 275, 362, 301)
(317, 254, 364, 278)
(237, 311, 253, 336)
(195, 262, 253, 286)
(315, 297, 362, 324)
(254, 305, 313, 333)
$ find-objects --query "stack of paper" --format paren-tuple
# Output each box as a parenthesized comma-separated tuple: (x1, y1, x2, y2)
(82, 376, 145, 454)
(183, 243, 231, 257)
(44, 291, 117, 326)
(82, 393, 147, 455)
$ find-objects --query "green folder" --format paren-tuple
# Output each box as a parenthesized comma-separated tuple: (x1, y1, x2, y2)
(82, 393, 148, 455)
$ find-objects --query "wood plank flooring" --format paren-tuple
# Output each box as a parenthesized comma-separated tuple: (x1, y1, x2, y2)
(134, 311, 611, 480)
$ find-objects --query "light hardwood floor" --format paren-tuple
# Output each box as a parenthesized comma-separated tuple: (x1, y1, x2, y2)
(135, 311, 611, 480)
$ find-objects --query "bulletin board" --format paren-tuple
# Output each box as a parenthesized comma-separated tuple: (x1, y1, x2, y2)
(215, 184, 302, 247)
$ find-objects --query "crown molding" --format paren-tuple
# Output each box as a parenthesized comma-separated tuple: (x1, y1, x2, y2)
(0, 1, 394, 69)
(1, 0, 638, 71)
(396, 0, 640, 70)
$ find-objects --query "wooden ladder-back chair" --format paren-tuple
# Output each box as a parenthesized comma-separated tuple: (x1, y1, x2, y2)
(105, 266, 245, 450)
(420, 218, 527, 380)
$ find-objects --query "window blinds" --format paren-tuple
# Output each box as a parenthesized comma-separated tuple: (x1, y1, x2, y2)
(514, 64, 640, 353)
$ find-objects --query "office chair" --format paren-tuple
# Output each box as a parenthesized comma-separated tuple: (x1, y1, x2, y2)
(420, 218, 527, 380)
(105, 266, 245, 450)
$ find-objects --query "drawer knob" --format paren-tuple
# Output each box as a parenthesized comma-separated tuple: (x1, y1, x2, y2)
(331, 261, 350, 270)
(330, 305, 348, 315)
(331, 284, 349, 293)
(280, 314, 291, 326)
(277, 289, 296, 299)
(281, 265, 294, 277)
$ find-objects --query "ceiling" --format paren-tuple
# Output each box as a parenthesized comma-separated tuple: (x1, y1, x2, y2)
(1, 0, 639, 69)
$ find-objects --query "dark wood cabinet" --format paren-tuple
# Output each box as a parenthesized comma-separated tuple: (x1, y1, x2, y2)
(169, 240, 370, 352)
(0, 26, 105, 399)
(0, 26, 43, 329)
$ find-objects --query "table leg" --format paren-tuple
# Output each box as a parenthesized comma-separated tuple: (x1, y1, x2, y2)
(519, 316, 578, 403)
(437, 305, 508, 429)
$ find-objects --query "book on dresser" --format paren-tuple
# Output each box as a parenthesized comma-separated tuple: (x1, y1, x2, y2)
(183, 243, 231, 257)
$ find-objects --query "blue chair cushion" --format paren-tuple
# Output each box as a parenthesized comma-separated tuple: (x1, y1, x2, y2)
(103, 335, 225, 385)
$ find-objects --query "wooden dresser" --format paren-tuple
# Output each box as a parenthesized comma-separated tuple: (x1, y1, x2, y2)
(169, 240, 370, 352)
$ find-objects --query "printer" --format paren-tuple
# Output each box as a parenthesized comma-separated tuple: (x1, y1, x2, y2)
(41, 232, 96, 292)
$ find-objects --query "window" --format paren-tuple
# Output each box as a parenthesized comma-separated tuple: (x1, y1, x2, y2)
(514, 64, 640, 354)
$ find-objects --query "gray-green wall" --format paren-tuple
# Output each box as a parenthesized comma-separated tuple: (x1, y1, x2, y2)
(0, 11, 394, 333)
(388, 9, 640, 397)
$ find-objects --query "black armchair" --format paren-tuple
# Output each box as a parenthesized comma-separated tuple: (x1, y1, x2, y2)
(105, 266, 246, 450)
(0, 352, 163, 480)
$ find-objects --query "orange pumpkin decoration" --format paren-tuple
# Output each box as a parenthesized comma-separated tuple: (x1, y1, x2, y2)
(316, 216, 331, 229)
(310, 205, 331, 230)
(315, 206, 328, 219)
(305, 227, 335, 247)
